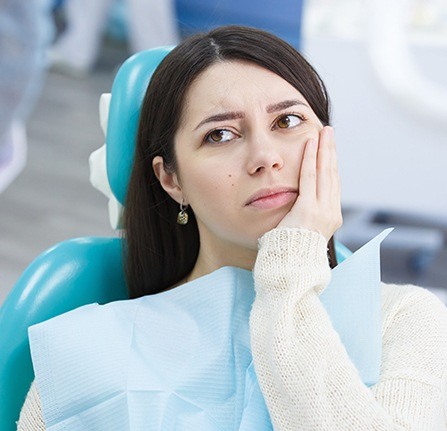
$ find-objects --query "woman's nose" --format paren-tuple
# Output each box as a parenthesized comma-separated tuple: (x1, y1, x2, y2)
(246, 135, 284, 175)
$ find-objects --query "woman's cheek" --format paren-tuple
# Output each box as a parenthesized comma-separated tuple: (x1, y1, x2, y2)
(303, 128, 321, 145)
(287, 122, 321, 141)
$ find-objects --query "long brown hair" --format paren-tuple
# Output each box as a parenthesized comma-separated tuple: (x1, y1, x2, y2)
(124, 25, 336, 299)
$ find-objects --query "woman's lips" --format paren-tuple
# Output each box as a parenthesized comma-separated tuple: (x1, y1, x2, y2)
(247, 191, 297, 209)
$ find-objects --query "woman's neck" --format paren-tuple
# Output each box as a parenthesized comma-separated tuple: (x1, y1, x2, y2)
(186, 238, 257, 284)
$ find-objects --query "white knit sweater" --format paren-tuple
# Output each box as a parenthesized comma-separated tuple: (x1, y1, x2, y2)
(18, 228, 447, 430)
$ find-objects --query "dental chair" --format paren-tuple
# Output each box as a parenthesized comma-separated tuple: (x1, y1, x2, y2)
(0, 47, 352, 431)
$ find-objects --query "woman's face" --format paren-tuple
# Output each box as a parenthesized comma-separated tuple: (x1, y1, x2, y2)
(155, 60, 324, 266)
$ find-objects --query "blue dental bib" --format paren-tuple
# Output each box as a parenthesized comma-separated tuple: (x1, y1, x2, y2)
(29, 229, 391, 430)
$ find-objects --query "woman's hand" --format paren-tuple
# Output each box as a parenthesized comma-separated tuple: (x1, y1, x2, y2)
(277, 126, 343, 241)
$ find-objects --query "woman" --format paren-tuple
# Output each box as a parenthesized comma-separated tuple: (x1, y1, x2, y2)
(19, 26, 447, 430)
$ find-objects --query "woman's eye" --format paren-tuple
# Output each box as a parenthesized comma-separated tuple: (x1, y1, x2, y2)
(276, 114, 302, 129)
(205, 129, 237, 143)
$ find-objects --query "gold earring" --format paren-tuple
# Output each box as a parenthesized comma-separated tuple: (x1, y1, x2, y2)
(177, 200, 189, 225)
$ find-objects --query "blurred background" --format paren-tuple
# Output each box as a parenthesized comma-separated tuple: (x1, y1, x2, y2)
(0, 0, 446, 305)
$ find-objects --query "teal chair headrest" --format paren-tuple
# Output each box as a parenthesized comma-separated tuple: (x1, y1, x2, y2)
(106, 47, 173, 206)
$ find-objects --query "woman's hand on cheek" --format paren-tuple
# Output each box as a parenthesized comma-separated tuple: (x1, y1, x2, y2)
(277, 126, 343, 242)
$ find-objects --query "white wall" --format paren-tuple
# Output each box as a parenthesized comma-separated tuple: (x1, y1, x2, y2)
(301, 1, 447, 221)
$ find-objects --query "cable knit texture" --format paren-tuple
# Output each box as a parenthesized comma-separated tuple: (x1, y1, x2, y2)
(18, 227, 447, 430)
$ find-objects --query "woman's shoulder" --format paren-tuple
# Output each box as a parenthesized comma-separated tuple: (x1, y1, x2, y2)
(29, 297, 145, 359)
(380, 282, 447, 317)
(34, 297, 143, 331)
(380, 283, 447, 343)
(379, 282, 447, 379)
(380, 282, 447, 328)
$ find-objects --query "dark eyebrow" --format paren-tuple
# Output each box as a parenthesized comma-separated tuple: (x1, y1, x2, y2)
(194, 100, 308, 131)
(194, 111, 245, 130)
(266, 99, 309, 113)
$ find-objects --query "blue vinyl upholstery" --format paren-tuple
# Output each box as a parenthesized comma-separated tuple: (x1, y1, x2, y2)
(0, 238, 127, 429)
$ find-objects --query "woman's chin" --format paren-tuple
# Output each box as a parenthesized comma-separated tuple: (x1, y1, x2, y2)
(252, 217, 285, 241)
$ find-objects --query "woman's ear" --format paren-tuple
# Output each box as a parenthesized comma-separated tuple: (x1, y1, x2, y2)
(152, 156, 183, 204)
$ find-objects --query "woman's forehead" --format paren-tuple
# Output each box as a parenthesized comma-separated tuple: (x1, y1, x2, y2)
(180, 60, 307, 124)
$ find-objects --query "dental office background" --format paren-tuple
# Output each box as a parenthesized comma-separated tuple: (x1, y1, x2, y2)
(0, 0, 446, 303)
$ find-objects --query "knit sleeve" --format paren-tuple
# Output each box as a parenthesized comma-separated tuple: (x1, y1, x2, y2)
(249, 227, 447, 430)
(17, 381, 45, 431)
